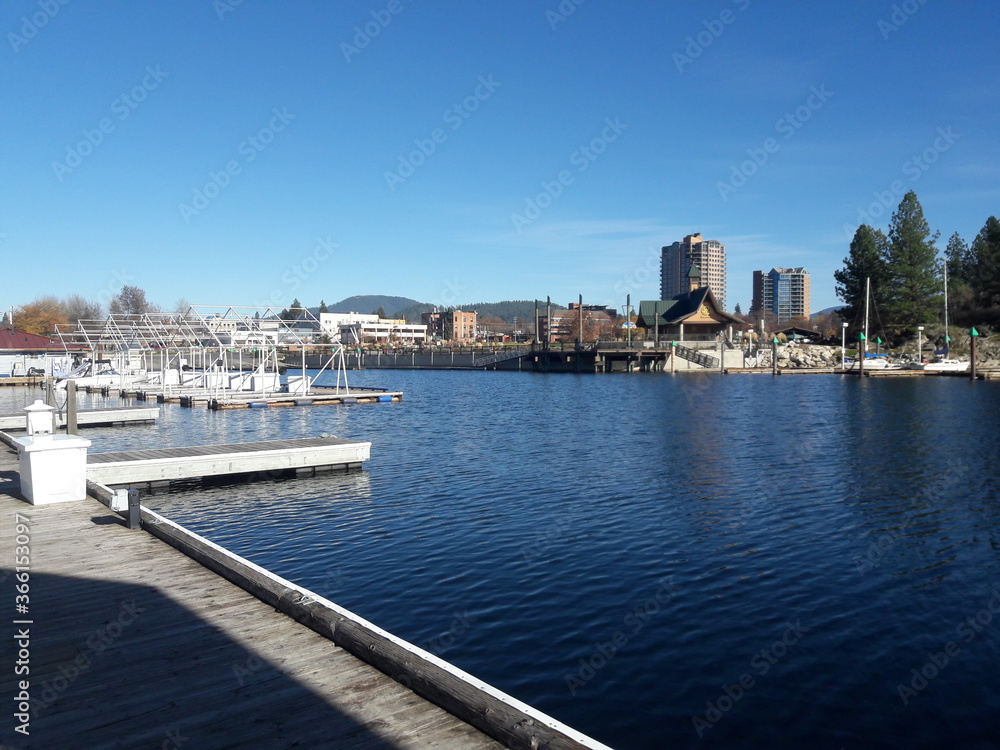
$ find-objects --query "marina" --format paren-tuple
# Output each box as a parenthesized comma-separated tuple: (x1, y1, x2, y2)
(0, 388, 611, 750)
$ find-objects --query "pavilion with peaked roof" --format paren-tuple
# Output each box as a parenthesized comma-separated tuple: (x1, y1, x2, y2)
(635, 263, 744, 342)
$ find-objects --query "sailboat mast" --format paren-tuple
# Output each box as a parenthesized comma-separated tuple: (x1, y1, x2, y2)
(864, 277, 870, 344)
(943, 263, 949, 356)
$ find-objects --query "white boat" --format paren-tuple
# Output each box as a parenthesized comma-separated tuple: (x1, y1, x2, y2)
(845, 355, 896, 370)
(902, 266, 968, 372)
(54, 359, 128, 389)
(904, 358, 969, 372)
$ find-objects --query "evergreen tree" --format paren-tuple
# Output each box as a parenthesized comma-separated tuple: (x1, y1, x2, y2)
(884, 192, 941, 332)
(834, 224, 891, 330)
(280, 298, 302, 321)
(318, 299, 329, 314)
(734, 302, 742, 316)
(969, 216, 1000, 315)
(944, 232, 971, 283)
(372, 306, 387, 319)
(944, 232, 975, 325)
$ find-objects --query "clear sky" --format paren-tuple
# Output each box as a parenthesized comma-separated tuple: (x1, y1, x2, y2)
(3, 0, 998, 316)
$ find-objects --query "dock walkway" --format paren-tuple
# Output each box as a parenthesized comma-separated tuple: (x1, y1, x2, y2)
(86, 436, 371, 487)
(0, 405, 159, 431)
(0, 441, 504, 749)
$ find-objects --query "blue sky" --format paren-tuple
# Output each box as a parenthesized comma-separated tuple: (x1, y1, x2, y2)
(2, 0, 998, 316)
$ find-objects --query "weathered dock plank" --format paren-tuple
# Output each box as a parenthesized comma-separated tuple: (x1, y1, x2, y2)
(0, 492, 506, 749)
(86, 436, 371, 486)
(0, 405, 159, 431)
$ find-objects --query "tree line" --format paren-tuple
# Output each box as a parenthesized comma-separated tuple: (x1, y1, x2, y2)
(835, 190, 999, 341)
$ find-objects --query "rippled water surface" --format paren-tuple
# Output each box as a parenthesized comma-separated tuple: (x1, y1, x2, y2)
(8, 372, 999, 748)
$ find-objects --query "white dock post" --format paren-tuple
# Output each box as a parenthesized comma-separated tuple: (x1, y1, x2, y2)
(15, 400, 91, 505)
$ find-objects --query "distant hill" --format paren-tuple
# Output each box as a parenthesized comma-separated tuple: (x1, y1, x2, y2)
(812, 306, 844, 318)
(313, 296, 566, 324)
(322, 295, 422, 317)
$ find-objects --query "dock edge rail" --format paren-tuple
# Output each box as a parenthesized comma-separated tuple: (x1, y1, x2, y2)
(84, 483, 611, 750)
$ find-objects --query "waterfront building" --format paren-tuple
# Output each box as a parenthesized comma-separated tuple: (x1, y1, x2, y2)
(661, 233, 727, 311)
(539, 305, 615, 343)
(421, 310, 477, 343)
(0, 328, 70, 377)
(751, 267, 810, 323)
(638, 263, 742, 341)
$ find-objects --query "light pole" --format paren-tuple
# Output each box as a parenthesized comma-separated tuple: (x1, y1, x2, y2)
(917, 326, 924, 363)
(841, 322, 848, 369)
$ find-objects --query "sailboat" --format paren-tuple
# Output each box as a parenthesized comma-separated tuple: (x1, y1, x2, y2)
(845, 278, 896, 370)
(904, 264, 968, 372)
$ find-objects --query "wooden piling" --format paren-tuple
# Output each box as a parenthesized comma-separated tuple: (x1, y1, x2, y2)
(66, 380, 78, 434)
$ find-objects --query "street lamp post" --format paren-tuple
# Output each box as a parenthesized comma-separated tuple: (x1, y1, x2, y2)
(917, 326, 924, 363)
(841, 322, 848, 369)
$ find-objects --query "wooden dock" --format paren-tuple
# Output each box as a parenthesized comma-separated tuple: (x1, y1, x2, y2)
(86, 436, 371, 487)
(0, 438, 610, 750)
(0, 405, 159, 431)
(0, 489, 505, 746)
(0, 375, 43, 387)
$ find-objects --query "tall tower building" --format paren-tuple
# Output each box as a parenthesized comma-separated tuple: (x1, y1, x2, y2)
(660, 234, 727, 310)
(751, 267, 810, 322)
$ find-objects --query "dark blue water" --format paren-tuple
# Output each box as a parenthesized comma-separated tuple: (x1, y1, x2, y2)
(31, 372, 1000, 749)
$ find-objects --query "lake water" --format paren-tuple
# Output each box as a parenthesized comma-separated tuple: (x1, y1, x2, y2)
(7, 371, 999, 749)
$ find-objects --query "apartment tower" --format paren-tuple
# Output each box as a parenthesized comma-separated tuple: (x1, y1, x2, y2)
(751, 267, 810, 323)
(660, 234, 727, 310)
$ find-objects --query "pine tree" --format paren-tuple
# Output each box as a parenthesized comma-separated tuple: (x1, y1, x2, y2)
(734, 302, 742, 316)
(944, 232, 970, 284)
(318, 300, 329, 314)
(884, 192, 941, 332)
(834, 224, 891, 331)
(944, 232, 975, 325)
(969, 216, 1000, 317)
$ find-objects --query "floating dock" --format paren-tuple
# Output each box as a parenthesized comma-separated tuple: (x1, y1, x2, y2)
(86, 436, 371, 488)
(0, 438, 610, 749)
(0, 405, 159, 431)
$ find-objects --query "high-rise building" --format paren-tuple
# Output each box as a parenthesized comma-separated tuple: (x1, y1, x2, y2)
(751, 267, 810, 323)
(660, 234, 727, 310)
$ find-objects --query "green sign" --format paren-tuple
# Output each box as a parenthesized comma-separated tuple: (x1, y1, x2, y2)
(876, 337, 883, 344)
(858, 332, 866, 341)
(771, 336, 779, 344)
(971, 327, 980, 337)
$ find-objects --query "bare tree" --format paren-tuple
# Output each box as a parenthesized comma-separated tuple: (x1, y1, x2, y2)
(109, 285, 151, 316)
(62, 294, 103, 324)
